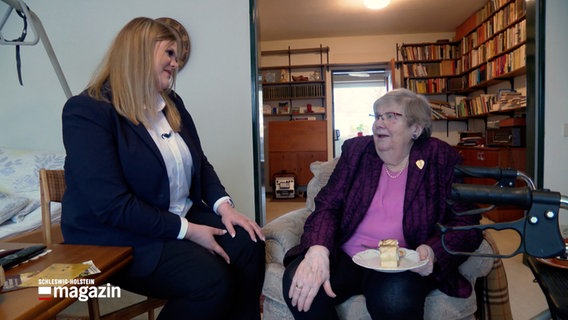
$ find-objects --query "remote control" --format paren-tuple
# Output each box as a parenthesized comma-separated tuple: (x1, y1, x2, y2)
(0, 245, 47, 270)
(0, 248, 22, 259)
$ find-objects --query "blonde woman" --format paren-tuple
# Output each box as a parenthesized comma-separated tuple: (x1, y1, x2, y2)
(61, 17, 264, 320)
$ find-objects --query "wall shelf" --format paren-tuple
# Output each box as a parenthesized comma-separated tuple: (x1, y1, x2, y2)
(261, 46, 330, 188)
(397, 0, 526, 119)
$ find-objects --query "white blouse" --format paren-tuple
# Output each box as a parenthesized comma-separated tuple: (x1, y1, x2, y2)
(147, 96, 193, 239)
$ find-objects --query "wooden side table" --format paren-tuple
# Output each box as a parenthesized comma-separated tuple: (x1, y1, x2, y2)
(527, 256, 568, 320)
(0, 243, 133, 320)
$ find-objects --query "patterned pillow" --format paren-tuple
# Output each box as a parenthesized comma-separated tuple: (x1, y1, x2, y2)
(0, 147, 65, 201)
(0, 192, 30, 224)
(10, 200, 41, 223)
(0, 147, 64, 223)
(306, 158, 338, 212)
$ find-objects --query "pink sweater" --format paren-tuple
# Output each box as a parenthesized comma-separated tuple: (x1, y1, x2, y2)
(342, 164, 408, 257)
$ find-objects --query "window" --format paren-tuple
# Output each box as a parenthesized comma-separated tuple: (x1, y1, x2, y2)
(332, 69, 390, 156)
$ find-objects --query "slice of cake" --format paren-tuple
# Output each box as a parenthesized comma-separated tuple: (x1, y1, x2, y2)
(378, 239, 399, 268)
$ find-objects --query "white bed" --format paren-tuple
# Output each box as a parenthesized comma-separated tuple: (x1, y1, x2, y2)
(0, 147, 64, 240)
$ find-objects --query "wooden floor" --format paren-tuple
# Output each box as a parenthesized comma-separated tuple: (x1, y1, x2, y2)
(265, 195, 306, 223)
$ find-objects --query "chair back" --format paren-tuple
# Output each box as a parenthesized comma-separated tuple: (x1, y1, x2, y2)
(38, 168, 165, 319)
(39, 169, 65, 245)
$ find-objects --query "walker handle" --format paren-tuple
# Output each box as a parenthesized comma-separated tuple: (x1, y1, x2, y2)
(451, 184, 532, 208)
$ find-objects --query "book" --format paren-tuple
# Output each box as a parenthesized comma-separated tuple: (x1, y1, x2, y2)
(497, 89, 525, 110)
(429, 100, 457, 119)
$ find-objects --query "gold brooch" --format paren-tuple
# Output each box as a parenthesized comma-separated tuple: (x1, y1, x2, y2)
(416, 160, 425, 170)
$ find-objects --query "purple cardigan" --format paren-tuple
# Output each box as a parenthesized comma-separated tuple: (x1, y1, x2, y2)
(285, 136, 482, 298)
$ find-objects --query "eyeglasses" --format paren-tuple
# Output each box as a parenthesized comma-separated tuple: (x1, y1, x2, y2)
(370, 112, 404, 122)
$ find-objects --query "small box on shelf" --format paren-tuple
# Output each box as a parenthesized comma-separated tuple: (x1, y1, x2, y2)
(262, 71, 277, 84)
(277, 102, 290, 114)
(311, 106, 325, 113)
(279, 69, 290, 82)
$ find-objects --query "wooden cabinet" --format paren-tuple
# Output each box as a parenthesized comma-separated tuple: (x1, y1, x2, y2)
(457, 147, 509, 183)
(268, 120, 327, 186)
(455, 146, 527, 222)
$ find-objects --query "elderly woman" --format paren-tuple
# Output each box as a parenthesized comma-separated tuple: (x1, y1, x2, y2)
(282, 88, 482, 319)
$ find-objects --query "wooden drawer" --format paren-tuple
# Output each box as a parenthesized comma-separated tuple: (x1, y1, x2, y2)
(268, 120, 328, 186)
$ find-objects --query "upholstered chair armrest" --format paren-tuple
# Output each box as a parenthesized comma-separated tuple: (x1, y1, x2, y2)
(457, 233, 497, 282)
(263, 208, 311, 265)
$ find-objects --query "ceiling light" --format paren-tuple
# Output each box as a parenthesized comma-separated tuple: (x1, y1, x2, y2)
(348, 72, 370, 77)
(364, 0, 390, 10)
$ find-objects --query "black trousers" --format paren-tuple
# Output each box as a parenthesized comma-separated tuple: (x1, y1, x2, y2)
(282, 250, 436, 320)
(113, 210, 265, 320)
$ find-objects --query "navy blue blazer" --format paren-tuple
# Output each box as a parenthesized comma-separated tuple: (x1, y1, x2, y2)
(61, 89, 229, 277)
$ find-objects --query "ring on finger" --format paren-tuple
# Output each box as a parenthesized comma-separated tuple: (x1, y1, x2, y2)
(295, 284, 303, 290)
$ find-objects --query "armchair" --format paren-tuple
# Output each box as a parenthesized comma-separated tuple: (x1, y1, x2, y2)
(262, 159, 503, 320)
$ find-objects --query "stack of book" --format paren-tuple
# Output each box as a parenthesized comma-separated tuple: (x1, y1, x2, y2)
(497, 91, 526, 110)
(471, 93, 497, 114)
(429, 100, 457, 119)
(454, 93, 498, 117)
(458, 131, 484, 146)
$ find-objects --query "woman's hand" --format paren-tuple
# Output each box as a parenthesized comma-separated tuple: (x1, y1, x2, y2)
(412, 244, 435, 276)
(217, 202, 265, 242)
(289, 245, 336, 312)
(184, 222, 230, 264)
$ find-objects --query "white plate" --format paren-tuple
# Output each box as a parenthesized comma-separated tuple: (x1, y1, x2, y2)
(352, 248, 428, 273)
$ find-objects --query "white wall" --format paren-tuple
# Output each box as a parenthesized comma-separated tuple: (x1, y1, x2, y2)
(261, 33, 455, 64)
(544, 0, 568, 227)
(0, 0, 258, 219)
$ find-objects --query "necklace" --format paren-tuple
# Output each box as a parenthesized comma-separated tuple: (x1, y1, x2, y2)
(384, 159, 408, 179)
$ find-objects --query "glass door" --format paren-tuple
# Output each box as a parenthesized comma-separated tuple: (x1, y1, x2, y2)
(332, 68, 390, 157)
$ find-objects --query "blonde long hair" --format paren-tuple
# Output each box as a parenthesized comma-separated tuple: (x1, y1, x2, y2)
(86, 17, 182, 131)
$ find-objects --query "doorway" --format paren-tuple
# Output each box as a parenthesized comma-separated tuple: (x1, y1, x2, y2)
(331, 68, 390, 156)
(252, 2, 542, 225)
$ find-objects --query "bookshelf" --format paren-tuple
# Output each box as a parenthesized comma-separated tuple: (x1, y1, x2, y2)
(260, 46, 329, 120)
(260, 46, 330, 190)
(458, 0, 526, 91)
(396, 0, 528, 222)
(397, 41, 461, 95)
(454, 0, 527, 119)
(397, 0, 527, 120)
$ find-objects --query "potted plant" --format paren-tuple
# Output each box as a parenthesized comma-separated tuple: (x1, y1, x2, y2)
(356, 123, 366, 136)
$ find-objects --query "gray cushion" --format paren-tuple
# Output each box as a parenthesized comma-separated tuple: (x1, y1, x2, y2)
(305, 158, 338, 211)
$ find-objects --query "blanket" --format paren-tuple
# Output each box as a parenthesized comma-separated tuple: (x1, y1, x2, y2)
(479, 233, 514, 320)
